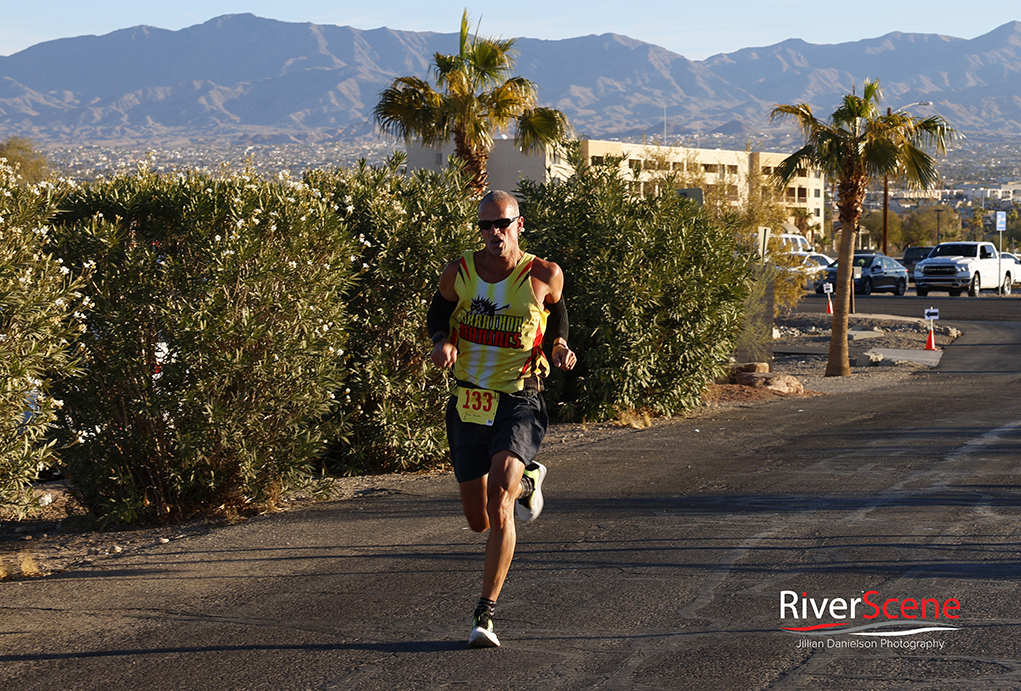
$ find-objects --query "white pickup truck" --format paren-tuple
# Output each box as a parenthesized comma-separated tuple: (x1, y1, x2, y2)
(914, 241, 1013, 296)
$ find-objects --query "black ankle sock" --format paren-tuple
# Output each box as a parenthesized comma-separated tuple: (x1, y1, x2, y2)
(475, 598, 496, 618)
(519, 475, 534, 499)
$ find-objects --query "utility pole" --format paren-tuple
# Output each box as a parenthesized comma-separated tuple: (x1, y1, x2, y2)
(883, 108, 891, 255)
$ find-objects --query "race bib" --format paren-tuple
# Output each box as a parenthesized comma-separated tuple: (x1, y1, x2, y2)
(456, 386, 500, 426)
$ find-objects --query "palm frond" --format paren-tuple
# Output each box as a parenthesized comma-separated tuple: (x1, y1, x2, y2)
(373, 77, 447, 144)
(514, 107, 573, 155)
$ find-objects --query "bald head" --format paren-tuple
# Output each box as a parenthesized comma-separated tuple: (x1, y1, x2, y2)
(479, 190, 519, 218)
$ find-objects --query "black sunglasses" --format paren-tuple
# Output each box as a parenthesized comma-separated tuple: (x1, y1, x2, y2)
(478, 216, 519, 231)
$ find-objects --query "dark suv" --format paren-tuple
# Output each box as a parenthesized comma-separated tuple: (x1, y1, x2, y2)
(900, 246, 934, 283)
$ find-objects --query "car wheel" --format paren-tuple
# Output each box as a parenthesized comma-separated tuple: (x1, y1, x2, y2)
(862, 277, 873, 295)
(895, 278, 906, 296)
(969, 273, 981, 297)
(1003, 274, 1012, 295)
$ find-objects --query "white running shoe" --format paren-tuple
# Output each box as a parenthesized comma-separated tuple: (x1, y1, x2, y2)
(515, 461, 547, 522)
(468, 611, 500, 648)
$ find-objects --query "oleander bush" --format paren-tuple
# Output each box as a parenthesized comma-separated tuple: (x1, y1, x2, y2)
(2, 148, 758, 525)
(47, 167, 359, 524)
(305, 155, 479, 474)
(0, 163, 85, 519)
(518, 147, 754, 421)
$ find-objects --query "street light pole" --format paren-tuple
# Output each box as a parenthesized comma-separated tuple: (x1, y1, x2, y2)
(883, 108, 891, 255)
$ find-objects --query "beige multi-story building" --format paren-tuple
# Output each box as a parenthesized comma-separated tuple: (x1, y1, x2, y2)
(405, 138, 827, 233)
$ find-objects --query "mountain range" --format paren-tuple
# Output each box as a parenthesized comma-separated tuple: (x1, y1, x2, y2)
(2, 14, 1020, 148)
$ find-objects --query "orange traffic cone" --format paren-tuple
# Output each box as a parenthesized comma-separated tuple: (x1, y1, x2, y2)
(925, 325, 937, 351)
(826, 293, 833, 314)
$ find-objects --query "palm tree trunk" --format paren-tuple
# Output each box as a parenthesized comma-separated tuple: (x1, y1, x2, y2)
(826, 177, 867, 377)
(453, 128, 490, 196)
(825, 220, 855, 376)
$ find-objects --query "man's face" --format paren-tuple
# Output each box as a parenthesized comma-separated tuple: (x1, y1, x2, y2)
(478, 200, 522, 258)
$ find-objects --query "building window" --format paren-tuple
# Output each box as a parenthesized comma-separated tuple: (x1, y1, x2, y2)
(815, 208, 821, 217)
(814, 189, 821, 198)
(629, 159, 644, 171)
(672, 161, 685, 172)
(591, 156, 605, 166)
(702, 163, 719, 174)
(762, 166, 773, 175)
(798, 187, 807, 202)
(727, 165, 738, 175)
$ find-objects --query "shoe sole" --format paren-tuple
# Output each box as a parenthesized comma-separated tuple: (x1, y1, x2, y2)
(515, 462, 546, 522)
(468, 627, 501, 648)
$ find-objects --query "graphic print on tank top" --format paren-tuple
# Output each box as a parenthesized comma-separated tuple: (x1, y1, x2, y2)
(450, 251, 550, 393)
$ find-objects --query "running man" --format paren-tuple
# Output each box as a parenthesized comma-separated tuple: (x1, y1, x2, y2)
(427, 190, 576, 648)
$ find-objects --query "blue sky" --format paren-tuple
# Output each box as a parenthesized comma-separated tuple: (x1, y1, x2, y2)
(2, 1, 1016, 60)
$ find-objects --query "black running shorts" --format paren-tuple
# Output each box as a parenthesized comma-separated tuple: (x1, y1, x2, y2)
(445, 389, 548, 483)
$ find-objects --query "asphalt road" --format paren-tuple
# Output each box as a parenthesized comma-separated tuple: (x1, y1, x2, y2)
(2, 308, 1020, 690)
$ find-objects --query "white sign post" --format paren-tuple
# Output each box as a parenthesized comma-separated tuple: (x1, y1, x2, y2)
(997, 211, 1007, 295)
(924, 308, 939, 351)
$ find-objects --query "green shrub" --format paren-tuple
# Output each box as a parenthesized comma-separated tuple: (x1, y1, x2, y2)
(48, 167, 358, 524)
(305, 156, 479, 474)
(0, 166, 84, 518)
(518, 147, 753, 421)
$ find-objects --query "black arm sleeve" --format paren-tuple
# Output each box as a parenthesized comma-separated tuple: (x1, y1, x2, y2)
(545, 296, 569, 346)
(427, 291, 457, 341)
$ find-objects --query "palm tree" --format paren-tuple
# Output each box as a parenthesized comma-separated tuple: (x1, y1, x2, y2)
(770, 80, 956, 376)
(373, 12, 572, 196)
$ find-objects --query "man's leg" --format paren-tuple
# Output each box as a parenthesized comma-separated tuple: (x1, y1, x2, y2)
(460, 451, 525, 648)
(481, 450, 524, 601)
(458, 451, 525, 599)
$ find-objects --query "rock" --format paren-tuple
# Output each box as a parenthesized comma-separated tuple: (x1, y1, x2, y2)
(735, 372, 805, 394)
(856, 351, 885, 367)
(157, 537, 170, 544)
(772, 327, 782, 339)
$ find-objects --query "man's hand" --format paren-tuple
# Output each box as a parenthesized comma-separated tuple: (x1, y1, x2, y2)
(431, 338, 457, 369)
(551, 342, 576, 371)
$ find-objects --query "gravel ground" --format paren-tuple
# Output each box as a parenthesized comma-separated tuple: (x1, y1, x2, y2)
(1, 312, 958, 579)
(768, 311, 956, 395)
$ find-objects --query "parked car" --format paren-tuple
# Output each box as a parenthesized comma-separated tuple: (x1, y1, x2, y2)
(816, 253, 909, 295)
(788, 251, 833, 290)
(1002, 252, 1021, 284)
(899, 246, 934, 283)
(914, 241, 1013, 296)
(778, 233, 814, 253)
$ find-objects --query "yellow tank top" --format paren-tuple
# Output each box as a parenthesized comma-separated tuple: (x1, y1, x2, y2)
(450, 251, 550, 393)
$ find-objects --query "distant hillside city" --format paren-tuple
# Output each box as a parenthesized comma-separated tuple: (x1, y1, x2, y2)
(6, 13, 1021, 252)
